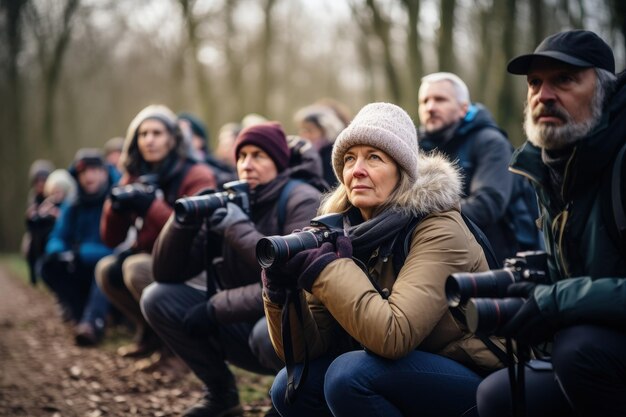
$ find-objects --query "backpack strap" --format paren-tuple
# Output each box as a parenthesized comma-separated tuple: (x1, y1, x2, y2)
(612, 142, 626, 251)
(277, 179, 304, 233)
(460, 212, 501, 269)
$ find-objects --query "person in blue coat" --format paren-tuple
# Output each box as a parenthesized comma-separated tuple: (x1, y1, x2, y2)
(42, 148, 120, 346)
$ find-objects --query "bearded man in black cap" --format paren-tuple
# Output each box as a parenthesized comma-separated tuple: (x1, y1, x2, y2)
(476, 30, 626, 417)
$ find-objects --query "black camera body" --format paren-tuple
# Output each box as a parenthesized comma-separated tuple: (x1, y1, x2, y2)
(174, 180, 250, 225)
(445, 251, 548, 335)
(256, 213, 344, 269)
(110, 174, 159, 206)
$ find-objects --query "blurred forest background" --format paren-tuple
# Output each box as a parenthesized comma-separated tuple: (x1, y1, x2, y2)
(1, 0, 625, 251)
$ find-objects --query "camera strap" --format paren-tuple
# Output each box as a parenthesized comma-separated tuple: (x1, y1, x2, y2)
(282, 288, 309, 405)
(507, 337, 531, 417)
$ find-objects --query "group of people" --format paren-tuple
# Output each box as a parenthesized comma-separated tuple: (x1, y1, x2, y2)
(21, 29, 625, 417)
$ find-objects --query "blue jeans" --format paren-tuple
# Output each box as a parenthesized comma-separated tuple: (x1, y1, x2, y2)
(272, 350, 483, 417)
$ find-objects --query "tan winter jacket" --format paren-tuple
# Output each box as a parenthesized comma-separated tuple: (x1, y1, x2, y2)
(264, 153, 504, 374)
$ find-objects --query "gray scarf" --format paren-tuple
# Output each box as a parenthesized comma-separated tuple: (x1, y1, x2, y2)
(346, 208, 413, 262)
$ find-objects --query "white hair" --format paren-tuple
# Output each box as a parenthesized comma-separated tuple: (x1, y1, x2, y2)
(419, 72, 470, 104)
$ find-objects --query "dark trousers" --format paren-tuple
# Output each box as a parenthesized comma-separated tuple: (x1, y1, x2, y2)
(41, 257, 110, 331)
(140, 282, 282, 388)
(477, 325, 626, 417)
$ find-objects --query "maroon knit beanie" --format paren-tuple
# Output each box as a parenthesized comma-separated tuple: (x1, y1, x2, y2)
(234, 122, 290, 172)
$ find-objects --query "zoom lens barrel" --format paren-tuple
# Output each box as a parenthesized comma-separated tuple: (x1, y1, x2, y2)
(446, 269, 517, 307)
(466, 297, 525, 334)
(257, 230, 327, 269)
(174, 193, 227, 224)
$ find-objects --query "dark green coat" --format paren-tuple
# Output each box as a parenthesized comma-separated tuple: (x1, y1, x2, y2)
(509, 75, 626, 328)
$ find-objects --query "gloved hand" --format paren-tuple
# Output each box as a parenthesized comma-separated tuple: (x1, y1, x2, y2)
(182, 301, 219, 338)
(209, 202, 248, 234)
(502, 285, 554, 344)
(261, 235, 352, 302)
(507, 281, 537, 298)
(261, 268, 294, 304)
(110, 183, 156, 216)
(281, 235, 354, 291)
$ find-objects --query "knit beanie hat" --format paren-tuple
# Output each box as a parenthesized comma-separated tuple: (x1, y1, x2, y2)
(69, 148, 105, 177)
(103, 137, 124, 156)
(124, 105, 177, 150)
(294, 105, 346, 141)
(29, 159, 55, 183)
(178, 112, 208, 140)
(234, 122, 291, 172)
(120, 104, 179, 170)
(332, 102, 419, 182)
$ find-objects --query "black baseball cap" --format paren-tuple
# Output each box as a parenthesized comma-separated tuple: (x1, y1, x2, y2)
(507, 30, 615, 75)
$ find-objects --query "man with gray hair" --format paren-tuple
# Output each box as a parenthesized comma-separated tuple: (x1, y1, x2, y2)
(418, 72, 541, 264)
(477, 29, 626, 417)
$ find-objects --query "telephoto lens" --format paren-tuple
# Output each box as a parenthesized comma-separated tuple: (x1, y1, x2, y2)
(256, 229, 335, 269)
(466, 298, 525, 335)
(174, 193, 228, 225)
(446, 269, 518, 307)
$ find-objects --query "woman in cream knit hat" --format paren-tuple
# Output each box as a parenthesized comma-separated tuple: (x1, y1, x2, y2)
(263, 102, 503, 416)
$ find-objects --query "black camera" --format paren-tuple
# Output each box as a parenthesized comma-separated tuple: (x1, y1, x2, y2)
(256, 213, 344, 269)
(445, 251, 548, 335)
(110, 174, 159, 206)
(174, 180, 250, 225)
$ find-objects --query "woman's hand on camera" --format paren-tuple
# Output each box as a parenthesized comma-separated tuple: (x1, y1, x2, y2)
(261, 236, 352, 302)
(294, 236, 352, 292)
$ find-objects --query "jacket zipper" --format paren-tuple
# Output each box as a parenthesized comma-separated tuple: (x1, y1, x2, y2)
(551, 208, 571, 278)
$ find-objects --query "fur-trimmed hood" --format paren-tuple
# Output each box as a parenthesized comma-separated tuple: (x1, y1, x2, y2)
(402, 152, 463, 217)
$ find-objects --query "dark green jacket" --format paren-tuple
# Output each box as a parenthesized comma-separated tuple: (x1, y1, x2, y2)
(509, 74, 626, 328)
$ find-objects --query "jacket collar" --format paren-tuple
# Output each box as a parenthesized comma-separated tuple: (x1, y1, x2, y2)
(406, 153, 463, 216)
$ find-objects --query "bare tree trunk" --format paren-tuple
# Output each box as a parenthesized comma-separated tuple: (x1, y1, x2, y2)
(0, 0, 29, 250)
(350, 1, 378, 101)
(179, 0, 215, 134)
(475, 1, 496, 104)
(610, 0, 626, 60)
(223, 0, 244, 119)
(255, 0, 277, 116)
(529, 0, 545, 48)
(497, 0, 518, 139)
(400, 0, 422, 118)
(33, 0, 80, 149)
(365, 0, 402, 103)
(438, 0, 456, 72)
(562, 0, 584, 28)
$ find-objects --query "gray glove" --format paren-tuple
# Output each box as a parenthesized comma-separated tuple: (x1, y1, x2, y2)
(209, 202, 248, 234)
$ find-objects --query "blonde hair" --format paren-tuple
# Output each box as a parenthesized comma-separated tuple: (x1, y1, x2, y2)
(318, 166, 416, 218)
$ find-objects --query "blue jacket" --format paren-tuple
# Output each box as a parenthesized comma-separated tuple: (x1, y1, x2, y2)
(46, 166, 120, 266)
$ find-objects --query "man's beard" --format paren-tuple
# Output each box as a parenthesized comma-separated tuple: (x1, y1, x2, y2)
(523, 90, 603, 151)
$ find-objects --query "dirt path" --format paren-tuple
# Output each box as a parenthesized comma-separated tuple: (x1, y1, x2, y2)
(0, 265, 271, 417)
